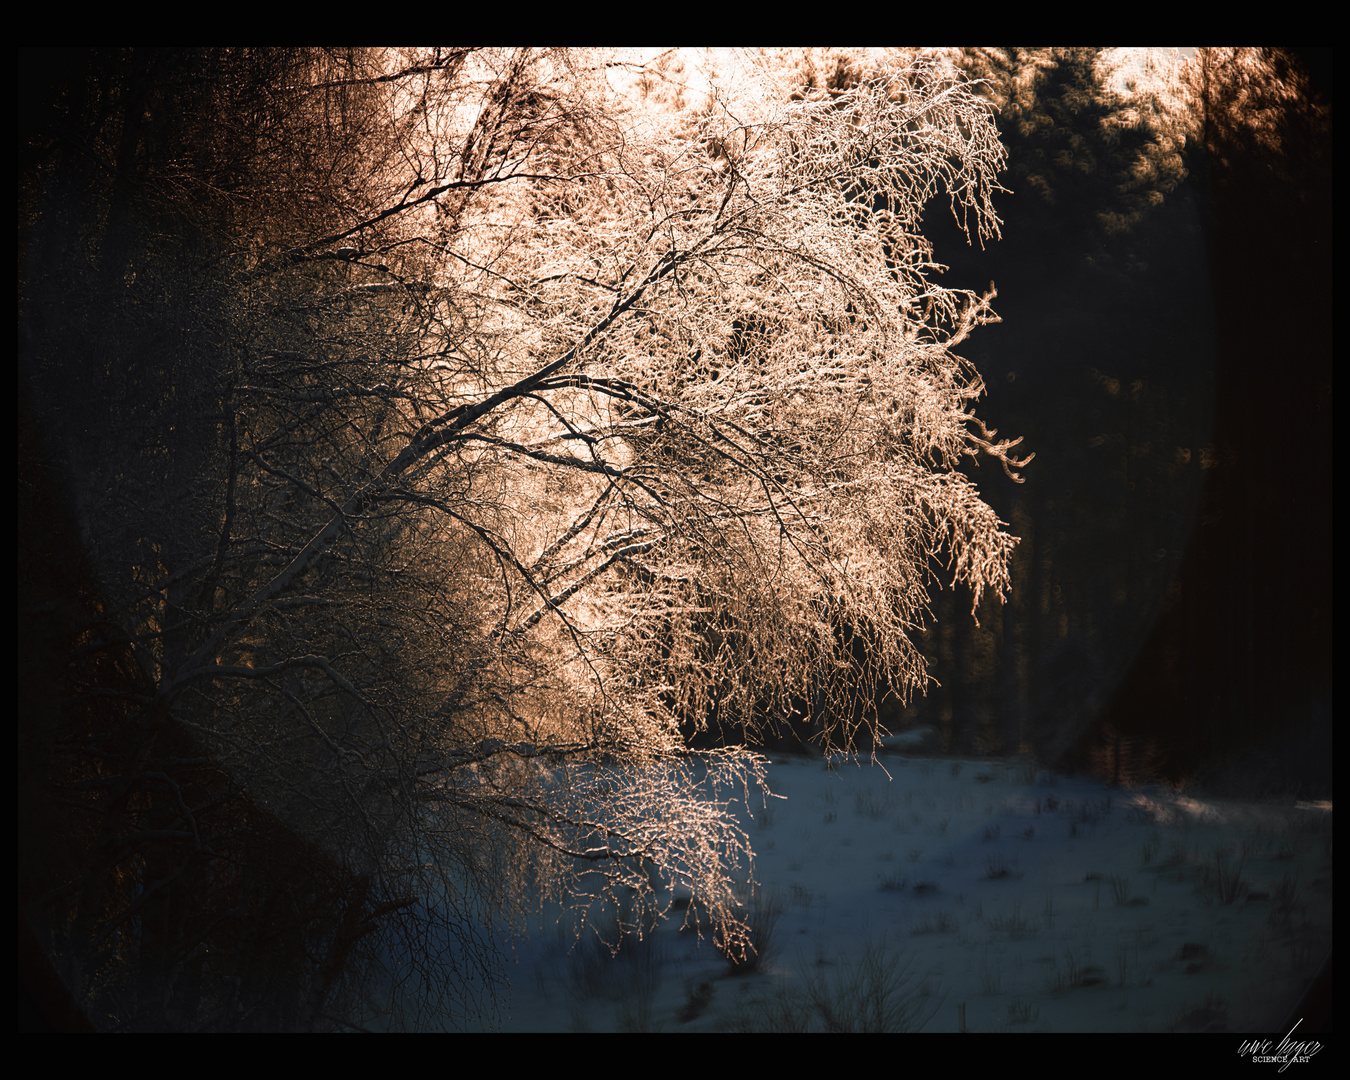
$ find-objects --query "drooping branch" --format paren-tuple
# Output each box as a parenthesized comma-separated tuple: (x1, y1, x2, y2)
(962, 411, 1036, 483)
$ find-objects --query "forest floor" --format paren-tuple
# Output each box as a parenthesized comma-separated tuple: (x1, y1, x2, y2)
(468, 744, 1332, 1033)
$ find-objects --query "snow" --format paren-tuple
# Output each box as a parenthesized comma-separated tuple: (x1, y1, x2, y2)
(466, 751, 1332, 1032)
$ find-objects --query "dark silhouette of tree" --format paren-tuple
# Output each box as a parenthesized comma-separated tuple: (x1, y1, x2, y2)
(20, 46, 509, 1031)
(955, 48, 1186, 268)
(1097, 48, 1332, 793)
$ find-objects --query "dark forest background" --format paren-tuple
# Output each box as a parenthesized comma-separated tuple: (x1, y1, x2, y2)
(883, 48, 1332, 801)
(19, 47, 1332, 1031)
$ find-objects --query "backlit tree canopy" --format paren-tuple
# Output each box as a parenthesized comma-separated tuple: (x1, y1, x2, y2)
(20, 47, 1024, 1028)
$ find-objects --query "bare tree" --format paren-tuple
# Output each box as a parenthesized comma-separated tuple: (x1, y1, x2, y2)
(21, 47, 1025, 1029)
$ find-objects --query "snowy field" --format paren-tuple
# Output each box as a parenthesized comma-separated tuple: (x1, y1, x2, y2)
(469, 742, 1332, 1033)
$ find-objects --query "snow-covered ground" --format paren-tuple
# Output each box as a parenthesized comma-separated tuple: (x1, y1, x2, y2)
(472, 746, 1332, 1032)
